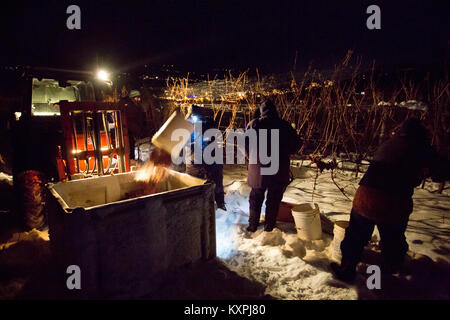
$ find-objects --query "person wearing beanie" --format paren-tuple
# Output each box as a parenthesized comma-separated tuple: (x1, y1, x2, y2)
(245, 100, 302, 232)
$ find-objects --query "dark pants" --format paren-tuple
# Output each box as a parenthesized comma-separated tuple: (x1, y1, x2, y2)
(207, 164, 225, 206)
(341, 209, 409, 271)
(129, 134, 136, 160)
(249, 185, 287, 227)
(186, 163, 225, 206)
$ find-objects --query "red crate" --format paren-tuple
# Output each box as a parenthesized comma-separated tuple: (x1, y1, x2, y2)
(277, 201, 296, 223)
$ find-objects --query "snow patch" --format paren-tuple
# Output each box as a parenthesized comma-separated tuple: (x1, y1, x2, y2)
(216, 164, 450, 299)
(0, 173, 13, 186)
(254, 228, 285, 246)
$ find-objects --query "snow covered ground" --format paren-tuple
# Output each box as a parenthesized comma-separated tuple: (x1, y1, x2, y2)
(216, 164, 450, 300)
(0, 165, 448, 300)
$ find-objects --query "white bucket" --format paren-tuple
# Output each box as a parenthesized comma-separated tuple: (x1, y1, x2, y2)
(331, 220, 349, 262)
(292, 203, 322, 240)
(151, 111, 194, 157)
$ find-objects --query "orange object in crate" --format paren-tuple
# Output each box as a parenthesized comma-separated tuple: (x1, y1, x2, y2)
(59, 101, 131, 179)
(277, 201, 296, 223)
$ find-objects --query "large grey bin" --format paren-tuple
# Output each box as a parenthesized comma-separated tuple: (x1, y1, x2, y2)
(47, 170, 216, 298)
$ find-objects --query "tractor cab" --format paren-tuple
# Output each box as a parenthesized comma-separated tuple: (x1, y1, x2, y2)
(0, 67, 131, 229)
(31, 78, 96, 117)
(7, 67, 124, 181)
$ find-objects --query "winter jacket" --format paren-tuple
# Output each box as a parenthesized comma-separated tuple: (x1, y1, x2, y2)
(360, 118, 448, 197)
(120, 97, 146, 140)
(352, 185, 414, 224)
(246, 101, 302, 188)
(354, 118, 449, 224)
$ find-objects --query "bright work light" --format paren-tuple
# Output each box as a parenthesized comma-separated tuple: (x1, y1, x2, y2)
(97, 69, 109, 81)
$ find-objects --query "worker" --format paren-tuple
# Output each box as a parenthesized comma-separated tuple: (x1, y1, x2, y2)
(246, 100, 302, 232)
(186, 109, 226, 211)
(120, 89, 146, 161)
(330, 118, 450, 282)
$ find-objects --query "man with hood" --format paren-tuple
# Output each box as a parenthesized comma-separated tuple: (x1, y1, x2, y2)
(185, 107, 226, 211)
(331, 117, 450, 282)
(246, 100, 302, 232)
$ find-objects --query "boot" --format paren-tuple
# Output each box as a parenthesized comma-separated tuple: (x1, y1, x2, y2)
(330, 260, 357, 284)
(264, 223, 276, 232)
(217, 203, 227, 211)
(264, 209, 277, 232)
(215, 192, 226, 211)
(247, 209, 261, 232)
(381, 260, 403, 275)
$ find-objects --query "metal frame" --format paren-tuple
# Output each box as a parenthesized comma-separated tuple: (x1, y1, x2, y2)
(59, 101, 130, 179)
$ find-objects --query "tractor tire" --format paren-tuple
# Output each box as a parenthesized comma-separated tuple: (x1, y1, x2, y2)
(16, 170, 47, 230)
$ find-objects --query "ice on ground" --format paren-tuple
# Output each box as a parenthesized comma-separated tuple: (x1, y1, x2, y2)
(0, 165, 448, 299)
(0, 173, 12, 186)
(0, 229, 51, 299)
(216, 164, 450, 300)
(0, 172, 13, 212)
(377, 100, 429, 111)
(399, 100, 428, 111)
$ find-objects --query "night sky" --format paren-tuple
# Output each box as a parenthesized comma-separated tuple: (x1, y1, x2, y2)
(1, 0, 448, 74)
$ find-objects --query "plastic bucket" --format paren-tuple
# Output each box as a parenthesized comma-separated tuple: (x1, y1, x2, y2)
(151, 111, 194, 157)
(292, 203, 322, 240)
(331, 220, 349, 262)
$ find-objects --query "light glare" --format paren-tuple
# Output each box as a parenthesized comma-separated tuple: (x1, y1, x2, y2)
(97, 69, 109, 81)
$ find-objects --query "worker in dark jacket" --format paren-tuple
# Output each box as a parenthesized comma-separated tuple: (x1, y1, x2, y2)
(331, 117, 450, 282)
(246, 100, 302, 232)
(186, 111, 226, 210)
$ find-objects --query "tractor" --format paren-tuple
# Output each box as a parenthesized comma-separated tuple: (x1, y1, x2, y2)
(0, 66, 134, 230)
